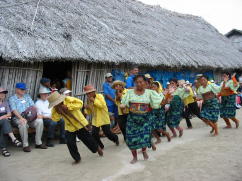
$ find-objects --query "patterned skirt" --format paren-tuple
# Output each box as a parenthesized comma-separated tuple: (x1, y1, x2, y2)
(151, 108, 167, 131)
(126, 113, 152, 150)
(220, 94, 236, 118)
(166, 95, 184, 128)
(200, 98, 220, 122)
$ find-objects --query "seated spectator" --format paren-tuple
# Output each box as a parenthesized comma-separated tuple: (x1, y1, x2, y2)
(0, 88, 22, 157)
(35, 88, 65, 147)
(9, 83, 47, 152)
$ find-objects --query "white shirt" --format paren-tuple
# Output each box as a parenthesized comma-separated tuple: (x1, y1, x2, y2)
(35, 99, 51, 117)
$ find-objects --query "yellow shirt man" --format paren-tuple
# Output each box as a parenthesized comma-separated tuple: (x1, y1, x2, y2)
(183, 87, 195, 106)
(115, 88, 129, 115)
(85, 94, 111, 127)
(51, 96, 88, 132)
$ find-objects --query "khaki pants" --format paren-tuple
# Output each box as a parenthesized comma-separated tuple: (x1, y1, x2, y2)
(12, 118, 43, 147)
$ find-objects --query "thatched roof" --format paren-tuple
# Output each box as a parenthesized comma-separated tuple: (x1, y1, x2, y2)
(1, 0, 242, 69)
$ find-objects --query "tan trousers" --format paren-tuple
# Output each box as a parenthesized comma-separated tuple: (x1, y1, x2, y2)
(12, 118, 43, 147)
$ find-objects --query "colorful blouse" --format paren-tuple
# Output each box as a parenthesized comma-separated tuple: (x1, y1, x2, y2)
(121, 89, 162, 110)
(197, 83, 220, 97)
(172, 87, 190, 100)
(220, 80, 239, 92)
(183, 87, 195, 106)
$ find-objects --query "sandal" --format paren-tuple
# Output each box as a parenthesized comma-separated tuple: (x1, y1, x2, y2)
(13, 139, 22, 147)
(2, 148, 11, 157)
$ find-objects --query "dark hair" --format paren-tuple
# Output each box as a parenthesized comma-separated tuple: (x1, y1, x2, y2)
(169, 78, 178, 85)
(152, 82, 160, 87)
(130, 66, 139, 71)
(134, 74, 146, 82)
(223, 72, 231, 79)
(200, 75, 208, 80)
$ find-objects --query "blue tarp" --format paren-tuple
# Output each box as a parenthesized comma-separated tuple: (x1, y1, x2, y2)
(111, 69, 214, 88)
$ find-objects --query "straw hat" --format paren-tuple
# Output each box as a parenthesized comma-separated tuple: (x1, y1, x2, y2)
(0, 88, 8, 94)
(47, 91, 66, 108)
(83, 85, 96, 94)
(112, 80, 126, 89)
(144, 73, 153, 80)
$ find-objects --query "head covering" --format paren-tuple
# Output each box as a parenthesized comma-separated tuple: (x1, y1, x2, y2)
(178, 80, 186, 86)
(47, 91, 66, 108)
(239, 76, 242, 83)
(0, 88, 8, 94)
(16, 82, 27, 90)
(210, 80, 215, 83)
(153, 81, 163, 93)
(83, 85, 96, 94)
(39, 87, 51, 94)
(185, 80, 190, 84)
(112, 80, 126, 89)
(40, 77, 51, 84)
(105, 73, 113, 78)
(196, 74, 203, 79)
(60, 88, 72, 95)
(144, 74, 154, 81)
(167, 82, 170, 85)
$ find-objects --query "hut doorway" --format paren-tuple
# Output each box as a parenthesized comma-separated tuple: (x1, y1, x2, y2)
(43, 62, 72, 90)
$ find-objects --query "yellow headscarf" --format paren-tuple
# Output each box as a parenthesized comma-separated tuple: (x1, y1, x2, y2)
(153, 81, 163, 93)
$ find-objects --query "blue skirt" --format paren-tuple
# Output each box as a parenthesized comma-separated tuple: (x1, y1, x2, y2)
(151, 108, 167, 131)
(200, 98, 220, 122)
(126, 113, 152, 150)
(220, 94, 236, 118)
(166, 96, 184, 128)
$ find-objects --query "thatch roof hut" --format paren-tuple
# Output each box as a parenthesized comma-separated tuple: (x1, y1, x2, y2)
(225, 29, 242, 52)
(1, 0, 242, 97)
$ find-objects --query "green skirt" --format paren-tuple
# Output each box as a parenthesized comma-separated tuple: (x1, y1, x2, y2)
(200, 98, 220, 122)
(220, 94, 236, 118)
(166, 95, 184, 128)
(126, 113, 152, 150)
(151, 108, 167, 131)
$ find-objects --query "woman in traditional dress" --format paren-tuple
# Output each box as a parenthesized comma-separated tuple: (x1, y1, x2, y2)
(196, 75, 220, 136)
(120, 75, 169, 164)
(166, 79, 190, 138)
(219, 72, 240, 128)
(150, 81, 171, 144)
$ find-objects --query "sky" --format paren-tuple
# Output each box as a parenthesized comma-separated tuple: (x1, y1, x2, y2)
(139, 0, 242, 34)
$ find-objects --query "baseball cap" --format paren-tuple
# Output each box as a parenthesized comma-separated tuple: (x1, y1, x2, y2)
(16, 82, 27, 90)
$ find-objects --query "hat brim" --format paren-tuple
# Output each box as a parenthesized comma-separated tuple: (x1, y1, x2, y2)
(112, 82, 126, 89)
(84, 89, 96, 94)
(48, 95, 66, 109)
(0, 91, 8, 94)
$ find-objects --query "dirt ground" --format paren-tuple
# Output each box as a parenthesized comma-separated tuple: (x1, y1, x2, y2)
(1, 110, 242, 181)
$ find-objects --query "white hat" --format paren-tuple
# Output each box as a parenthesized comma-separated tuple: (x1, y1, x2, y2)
(39, 87, 51, 94)
(185, 80, 190, 84)
(63, 90, 72, 95)
(239, 76, 242, 83)
(105, 73, 113, 78)
(210, 80, 214, 83)
(167, 82, 170, 85)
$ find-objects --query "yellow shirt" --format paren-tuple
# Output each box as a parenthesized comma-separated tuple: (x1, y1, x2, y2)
(115, 89, 129, 115)
(183, 87, 195, 106)
(85, 94, 111, 127)
(51, 96, 88, 132)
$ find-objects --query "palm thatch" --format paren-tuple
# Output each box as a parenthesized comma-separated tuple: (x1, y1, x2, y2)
(1, 0, 242, 69)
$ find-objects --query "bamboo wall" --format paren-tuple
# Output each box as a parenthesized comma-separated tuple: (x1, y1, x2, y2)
(0, 62, 43, 99)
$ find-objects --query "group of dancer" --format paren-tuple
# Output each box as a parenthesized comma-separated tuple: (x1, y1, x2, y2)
(46, 71, 240, 164)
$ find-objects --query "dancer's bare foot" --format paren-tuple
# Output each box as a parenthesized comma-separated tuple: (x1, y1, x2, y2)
(179, 129, 183, 137)
(130, 158, 138, 164)
(171, 135, 177, 138)
(142, 151, 149, 160)
(212, 133, 218, 137)
(151, 144, 156, 151)
(166, 133, 171, 142)
(72, 159, 81, 165)
(223, 125, 232, 129)
(97, 147, 103, 157)
(155, 139, 161, 144)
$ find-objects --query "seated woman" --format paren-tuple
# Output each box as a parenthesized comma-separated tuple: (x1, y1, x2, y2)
(0, 88, 22, 157)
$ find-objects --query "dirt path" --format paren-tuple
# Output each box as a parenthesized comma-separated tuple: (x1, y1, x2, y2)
(1, 111, 242, 181)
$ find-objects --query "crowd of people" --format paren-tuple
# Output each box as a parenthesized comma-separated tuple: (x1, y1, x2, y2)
(0, 67, 241, 164)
